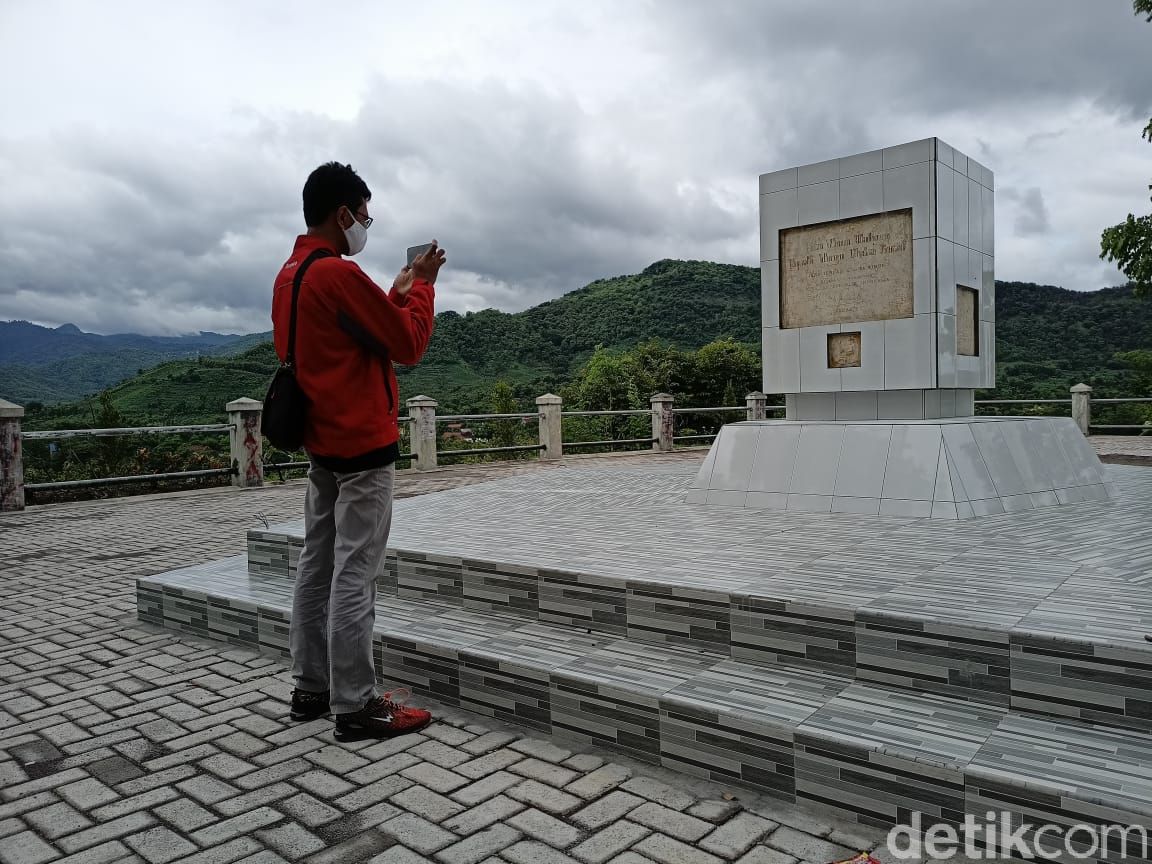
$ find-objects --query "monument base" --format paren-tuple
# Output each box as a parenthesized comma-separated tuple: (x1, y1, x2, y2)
(687, 416, 1116, 519)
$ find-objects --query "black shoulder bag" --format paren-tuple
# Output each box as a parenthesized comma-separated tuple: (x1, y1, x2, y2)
(261, 249, 334, 451)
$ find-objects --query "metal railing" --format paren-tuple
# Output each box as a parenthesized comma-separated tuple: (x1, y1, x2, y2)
(2, 383, 1148, 512)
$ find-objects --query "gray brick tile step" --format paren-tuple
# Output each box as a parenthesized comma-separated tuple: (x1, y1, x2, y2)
(139, 556, 1152, 840)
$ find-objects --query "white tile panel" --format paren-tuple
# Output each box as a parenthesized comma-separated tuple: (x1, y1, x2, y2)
(760, 168, 798, 195)
(764, 326, 801, 394)
(931, 502, 959, 520)
(970, 421, 1027, 497)
(800, 325, 842, 393)
(760, 188, 798, 261)
(880, 498, 933, 518)
(883, 138, 934, 169)
(746, 491, 788, 510)
(936, 163, 955, 241)
(883, 162, 934, 239)
(952, 168, 970, 248)
(798, 158, 839, 187)
(933, 447, 956, 502)
(936, 139, 955, 169)
(707, 424, 762, 491)
(840, 321, 885, 391)
(937, 313, 957, 389)
(706, 490, 748, 507)
(937, 239, 956, 315)
(798, 179, 839, 225)
(883, 316, 935, 390)
(839, 150, 884, 178)
(792, 393, 836, 420)
(790, 425, 847, 495)
(834, 391, 879, 421)
(832, 496, 882, 515)
(747, 424, 803, 493)
(941, 424, 997, 500)
(833, 424, 892, 498)
(881, 425, 942, 501)
(787, 494, 833, 513)
(839, 171, 884, 220)
(968, 178, 984, 254)
(762, 264, 780, 329)
(1000, 419, 1054, 493)
(981, 254, 995, 321)
(982, 185, 994, 255)
(913, 237, 935, 316)
(877, 389, 926, 420)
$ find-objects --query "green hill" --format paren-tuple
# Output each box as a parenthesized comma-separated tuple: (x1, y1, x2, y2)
(19, 260, 1152, 431)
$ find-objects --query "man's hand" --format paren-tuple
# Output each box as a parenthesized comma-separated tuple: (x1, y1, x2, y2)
(411, 240, 447, 285)
(391, 265, 415, 298)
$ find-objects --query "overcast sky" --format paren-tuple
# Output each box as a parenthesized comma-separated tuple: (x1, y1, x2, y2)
(1, 0, 1149, 336)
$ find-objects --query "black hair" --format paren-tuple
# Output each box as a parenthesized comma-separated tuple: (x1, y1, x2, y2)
(302, 162, 372, 227)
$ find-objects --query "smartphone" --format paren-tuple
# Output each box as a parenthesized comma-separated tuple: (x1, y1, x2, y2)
(406, 243, 434, 266)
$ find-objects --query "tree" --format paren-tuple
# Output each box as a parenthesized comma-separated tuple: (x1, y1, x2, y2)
(490, 381, 519, 449)
(1100, 1, 1152, 296)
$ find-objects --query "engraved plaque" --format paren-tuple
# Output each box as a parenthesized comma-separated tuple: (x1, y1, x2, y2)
(828, 332, 861, 368)
(957, 285, 979, 356)
(780, 209, 914, 329)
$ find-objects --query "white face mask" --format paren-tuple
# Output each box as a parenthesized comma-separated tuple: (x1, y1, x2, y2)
(342, 208, 368, 256)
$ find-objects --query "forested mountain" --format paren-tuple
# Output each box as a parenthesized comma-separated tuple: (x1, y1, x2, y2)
(11, 260, 1152, 430)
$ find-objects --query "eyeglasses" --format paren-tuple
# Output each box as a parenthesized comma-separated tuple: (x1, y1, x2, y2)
(348, 207, 373, 229)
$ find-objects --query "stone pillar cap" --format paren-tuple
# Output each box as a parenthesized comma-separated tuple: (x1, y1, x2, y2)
(407, 395, 439, 407)
(746, 391, 767, 399)
(1070, 383, 1093, 393)
(0, 398, 25, 419)
(536, 394, 562, 405)
(226, 397, 263, 412)
(650, 393, 674, 403)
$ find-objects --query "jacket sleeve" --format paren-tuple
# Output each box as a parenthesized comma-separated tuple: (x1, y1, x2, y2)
(333, 263, 436, 366)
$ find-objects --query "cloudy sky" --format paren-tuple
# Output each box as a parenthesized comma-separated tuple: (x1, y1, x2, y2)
(1, 0, 1149, 336)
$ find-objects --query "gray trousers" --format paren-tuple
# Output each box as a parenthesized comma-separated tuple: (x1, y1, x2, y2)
(290, 461, 394, 714)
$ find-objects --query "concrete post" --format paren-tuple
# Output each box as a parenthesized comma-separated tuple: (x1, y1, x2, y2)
(0, 399, 25, 512)
(227, 398, 264, 488)
(536, 394, 563, 461)
(746, 391, 768, 421)
(1071, 383, 1092, 436)
(651, 393, 675, 452)
(408, 396, 439, 471)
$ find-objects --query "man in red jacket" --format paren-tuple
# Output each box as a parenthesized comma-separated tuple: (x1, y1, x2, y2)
(272, 162, 444, 740)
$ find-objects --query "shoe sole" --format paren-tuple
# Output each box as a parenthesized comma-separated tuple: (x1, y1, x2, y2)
(333, 714, 433, 742)
(290, 710, 330, 722)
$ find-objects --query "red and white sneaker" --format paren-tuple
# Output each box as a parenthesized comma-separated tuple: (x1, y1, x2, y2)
(334, 689, 432, 742)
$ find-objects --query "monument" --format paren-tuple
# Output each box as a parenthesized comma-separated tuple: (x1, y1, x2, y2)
(689, 137, 1116, 518)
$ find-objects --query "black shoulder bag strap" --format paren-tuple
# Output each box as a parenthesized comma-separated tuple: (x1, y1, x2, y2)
(285, 248, 335, 369)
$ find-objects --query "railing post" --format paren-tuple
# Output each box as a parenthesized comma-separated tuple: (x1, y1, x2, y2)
(746, 391, 768, 421)
(536, 394, 563, 461)
(1071, 383, 1092, 436)
(226, 398, 264, 488)
(651, 393, 674, 452)
(0, 399, 25, 512)
(408, 396, 439, 471)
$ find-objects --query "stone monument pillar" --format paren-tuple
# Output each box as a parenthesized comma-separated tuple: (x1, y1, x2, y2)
(688, 138, 1115, 518)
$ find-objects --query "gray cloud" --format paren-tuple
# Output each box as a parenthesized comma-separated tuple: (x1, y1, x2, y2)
(1002, 187, 1051, 237)
(0, 0, 1147, 334)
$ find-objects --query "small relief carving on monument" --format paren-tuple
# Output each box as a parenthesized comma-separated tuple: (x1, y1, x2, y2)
(957, 285, 979, 356)
(780, 209, 914, 329)
(828, 332, 862, 368)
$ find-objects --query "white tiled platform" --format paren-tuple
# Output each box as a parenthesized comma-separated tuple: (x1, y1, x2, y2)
(689, 416, 1116, 519)
(139, 462, 1152, 849)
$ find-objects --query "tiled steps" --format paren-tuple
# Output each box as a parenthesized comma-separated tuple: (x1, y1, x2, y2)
(246, 527, 1152, 739)
(138, 554, 1152, 852)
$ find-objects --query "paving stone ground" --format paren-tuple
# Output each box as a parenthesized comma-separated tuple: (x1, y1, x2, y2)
(0, 449, 1068, 863)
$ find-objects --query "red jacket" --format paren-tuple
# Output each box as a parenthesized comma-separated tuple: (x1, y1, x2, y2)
(271, 235, 435, 458)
